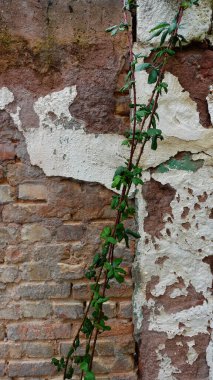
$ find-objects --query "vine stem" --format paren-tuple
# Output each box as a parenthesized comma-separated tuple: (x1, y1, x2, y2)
(62, 3, 187, 379)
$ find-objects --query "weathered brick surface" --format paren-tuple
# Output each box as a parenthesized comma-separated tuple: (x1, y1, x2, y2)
(53, 302, 84, 319)
(0, 185, 13, 204)
(0, 1, 134, 379)
(18, 183, 47, 201)
(15, 283, 70, 300)
(8, 361, 56, 377)
(7, 322, 72, 341)
(0, 362, 5, 376)
(21, 224, 52, 243)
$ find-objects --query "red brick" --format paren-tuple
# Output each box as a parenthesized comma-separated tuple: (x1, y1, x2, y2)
(7, 321, 72, 341)
(8, 360, 56, 377)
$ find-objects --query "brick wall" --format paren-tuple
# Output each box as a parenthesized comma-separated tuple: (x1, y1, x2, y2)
(0, 1, 136, 379)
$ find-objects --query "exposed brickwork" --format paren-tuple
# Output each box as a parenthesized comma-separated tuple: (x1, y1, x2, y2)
(0, 2, 134, 379)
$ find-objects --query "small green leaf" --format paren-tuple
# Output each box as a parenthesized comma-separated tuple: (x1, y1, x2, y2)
(149, 22, 170, 33)
(80, 362, 89, 372)
(84, 371, 96, 380)
(148, 69, 158, 84)
(147, 128, 162, 137)
(160, 29, 169, 45)
(112, 175, 122, 189)
(100, 226, 111, 239)
(151, 136, 158, 150)
(136, 63, 152, 71)
(106, 236, 117, 245)
(126, 229, 141, 239)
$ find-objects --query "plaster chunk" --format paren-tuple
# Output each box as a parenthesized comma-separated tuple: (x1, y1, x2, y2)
(137, 0, 213, 46)
(0, 87, 14, 110)
(187, 340, 198, 365)
(207, 88, 213, 125)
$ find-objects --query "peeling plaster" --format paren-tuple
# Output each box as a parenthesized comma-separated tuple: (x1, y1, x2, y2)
(134, 166, 213, 377)
(207, 88, 213, 125)
(7, 86, 129, 190)
(187, 340, 198, 365)
(0, 87, 14, 110)
(3, 73, 213, 190)
(156, 345, 180, 380)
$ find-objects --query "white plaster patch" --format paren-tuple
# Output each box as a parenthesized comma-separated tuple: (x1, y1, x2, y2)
(137, 0, 213, 46)
(207, 335, 213, 380)
(9, 86, 129, 190)
(187, 340, 198, 365)
(207, 89, 213, 126)
(0, 87, 14, 110)
(134, 166, 213, 375)
(3, 81, 213, 188)
(156, 345, 180, 380)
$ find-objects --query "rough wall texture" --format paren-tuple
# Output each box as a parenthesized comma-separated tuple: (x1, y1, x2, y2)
(134, 1, 213, 380)
(0, 1, 213, 380)
(0, 1, 136, 379)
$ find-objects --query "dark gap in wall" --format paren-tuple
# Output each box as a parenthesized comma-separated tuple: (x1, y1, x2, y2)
(131, 8, 137, 43)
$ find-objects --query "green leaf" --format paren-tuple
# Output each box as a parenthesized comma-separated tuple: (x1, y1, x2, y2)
(147, 128, 162, 137)
(136, 63, 152, 72)
(132, 177, 144, 186)
(125, 229, 141, 239)
(100, 226, 111, 239)
(160, 29, 169, 45)
(168, 20, 177, 34)
(80, 362, 89, 372)
(149, 28, 165, 40)
(111, 195, 120, 210)
(151, 136, 158, 150)
(114, 272, 125, 283)
(51, 358, 59, 366)
(148, 69, 158, 84)
(166, 48, 175, 56)
(112, 175, 122, 189)
(105, 25, 118, 32)
(113, 258, 123, 267)
(84, 371, 96, 380)
(106, 236, 117, 245)
(65, 366, 74, 379)
(149, 22, 169, 33)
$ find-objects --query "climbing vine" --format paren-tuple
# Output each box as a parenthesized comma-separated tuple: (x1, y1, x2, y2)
(52, 1, 200, 379)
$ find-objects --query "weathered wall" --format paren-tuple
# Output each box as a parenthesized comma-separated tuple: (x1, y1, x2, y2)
(134, 1, 213, 379)
(0, 1, 136, 379)
(0, 1, 213, 380)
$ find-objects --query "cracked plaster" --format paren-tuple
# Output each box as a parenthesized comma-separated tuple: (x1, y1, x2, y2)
(1, 13, 213, 376)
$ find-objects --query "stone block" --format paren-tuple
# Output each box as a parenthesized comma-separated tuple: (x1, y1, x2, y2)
(23, 342, 54, 358)
(7, 322, 72, 341)
(18, 183, 47, 201)
(0, 143, 16, 160)
(52, 263, 84, 281)
(8, 360, 56, 377)
(15, 283, 70, 300)
(21, 301, 52, 318)
(56, 224, 85, 242)
(102, 301, 117, 318)
(117, 301, 133, 319)
(53, 302, 84, 319)
(21, 224, 51, 243)
(0, 185, 13, 204)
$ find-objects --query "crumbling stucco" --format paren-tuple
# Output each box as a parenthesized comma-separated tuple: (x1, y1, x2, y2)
(137, 0, 213, 46)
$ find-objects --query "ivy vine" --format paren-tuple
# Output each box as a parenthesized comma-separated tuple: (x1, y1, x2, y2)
(52, 1, 200, 379)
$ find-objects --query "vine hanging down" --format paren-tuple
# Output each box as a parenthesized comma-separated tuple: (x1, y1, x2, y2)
(52, 1, 200, 379)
